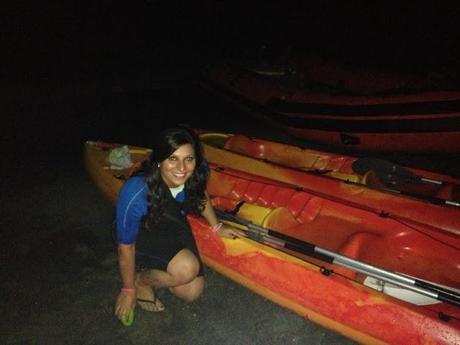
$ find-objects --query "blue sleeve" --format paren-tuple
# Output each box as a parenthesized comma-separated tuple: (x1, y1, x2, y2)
(116, 176, 148, 244)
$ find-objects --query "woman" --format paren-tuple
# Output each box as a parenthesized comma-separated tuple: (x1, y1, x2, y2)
(114, 127, 242, 321)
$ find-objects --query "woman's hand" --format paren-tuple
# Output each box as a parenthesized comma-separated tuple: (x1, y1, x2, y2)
(217, 224, 245, 239)
(115, 290, 137, 320)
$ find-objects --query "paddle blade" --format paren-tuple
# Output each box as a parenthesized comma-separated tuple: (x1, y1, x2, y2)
(352, 158, 421, 185)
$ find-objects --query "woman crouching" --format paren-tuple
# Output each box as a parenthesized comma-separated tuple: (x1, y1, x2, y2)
(114, 127, 241, 320)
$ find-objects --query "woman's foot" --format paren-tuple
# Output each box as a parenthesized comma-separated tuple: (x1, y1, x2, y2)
(135, 276, 165, 312)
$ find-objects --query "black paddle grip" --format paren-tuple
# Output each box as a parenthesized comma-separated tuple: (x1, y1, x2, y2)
(285, 242, 335, 264)
(438, 291, 460, 308)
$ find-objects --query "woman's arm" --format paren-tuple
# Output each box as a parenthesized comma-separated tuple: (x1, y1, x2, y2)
(201, 192, 244, 239)
(201, 191, 220, 227)
(118, 243, 136, 289)
(114, 243, 137, 318)
(114, 177, 147, 318)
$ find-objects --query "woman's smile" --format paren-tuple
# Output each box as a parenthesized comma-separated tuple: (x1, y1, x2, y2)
(160, 143, 196, 187)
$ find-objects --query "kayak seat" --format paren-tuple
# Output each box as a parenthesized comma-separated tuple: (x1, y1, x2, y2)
(259, 187, 321, 223)
(230, 179, 322, 223)
(338, 232, 379, 259)
(262, 207, 302, 231)
(330, 231, 379, 280)
(295, 196, 323, 223)
(255, 184, 291, 208)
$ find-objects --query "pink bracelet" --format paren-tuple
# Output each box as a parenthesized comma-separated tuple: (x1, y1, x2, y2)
(121, 287, 136, 293)
(210, 222, 223, 233)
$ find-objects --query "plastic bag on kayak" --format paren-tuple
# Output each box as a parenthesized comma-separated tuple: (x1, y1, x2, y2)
(108, 145, 133, 169)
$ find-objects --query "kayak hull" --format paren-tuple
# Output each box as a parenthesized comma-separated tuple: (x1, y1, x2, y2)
(189, 216, 460, 345)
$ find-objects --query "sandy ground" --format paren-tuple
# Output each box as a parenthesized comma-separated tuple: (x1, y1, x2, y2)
(2, 79, 362, 345)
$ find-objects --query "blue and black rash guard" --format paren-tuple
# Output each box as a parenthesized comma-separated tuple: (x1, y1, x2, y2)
(115, 176, 185, 244)
(115, 172, 205, 274)
(116, 176, 148, 244)
(116, 160, 209, 245)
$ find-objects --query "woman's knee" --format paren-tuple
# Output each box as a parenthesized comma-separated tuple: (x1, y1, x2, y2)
(167, 249, 200, 285)
(170, 276, 205, 302)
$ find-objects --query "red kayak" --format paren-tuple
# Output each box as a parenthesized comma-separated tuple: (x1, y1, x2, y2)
(202, 61, 460, 153)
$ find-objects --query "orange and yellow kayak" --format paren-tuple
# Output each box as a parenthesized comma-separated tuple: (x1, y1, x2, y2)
(84, 140, 460, 345)
(198, 131, 460, 238)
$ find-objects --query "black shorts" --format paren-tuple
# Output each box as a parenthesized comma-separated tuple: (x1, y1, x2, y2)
(135, 215, 204, 276)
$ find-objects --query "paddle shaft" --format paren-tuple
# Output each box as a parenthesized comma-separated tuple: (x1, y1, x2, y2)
(380, 186, 460, 208)
(215, 210, 460, 307)
(420, 177, 443, 185)
(251, 231, 460, 305)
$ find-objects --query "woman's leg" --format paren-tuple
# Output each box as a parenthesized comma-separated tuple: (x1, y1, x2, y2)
(134, 272, 166, 312)
(169, 275, 204, 302)
(135, 248, 204, 310)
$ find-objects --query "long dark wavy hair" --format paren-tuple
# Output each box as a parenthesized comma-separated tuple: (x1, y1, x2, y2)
(139, 126, 208, 231)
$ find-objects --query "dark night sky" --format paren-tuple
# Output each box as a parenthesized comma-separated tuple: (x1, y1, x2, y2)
(5, 2, 460, 81)
(4, 1, 460, 160)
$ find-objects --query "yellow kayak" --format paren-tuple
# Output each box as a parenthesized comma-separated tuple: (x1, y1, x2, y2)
(84, 140, 460, 345)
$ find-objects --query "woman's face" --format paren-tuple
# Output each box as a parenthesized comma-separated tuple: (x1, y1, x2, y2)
(160, 143, 196, 188)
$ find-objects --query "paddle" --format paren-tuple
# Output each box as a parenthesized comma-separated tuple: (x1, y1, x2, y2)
(350, 158, 460, 208)
(352, 157, 444, 185)
(373, 184, 460, 208)
(215, 209, 460, 307)
(311, 168, 460, 207)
